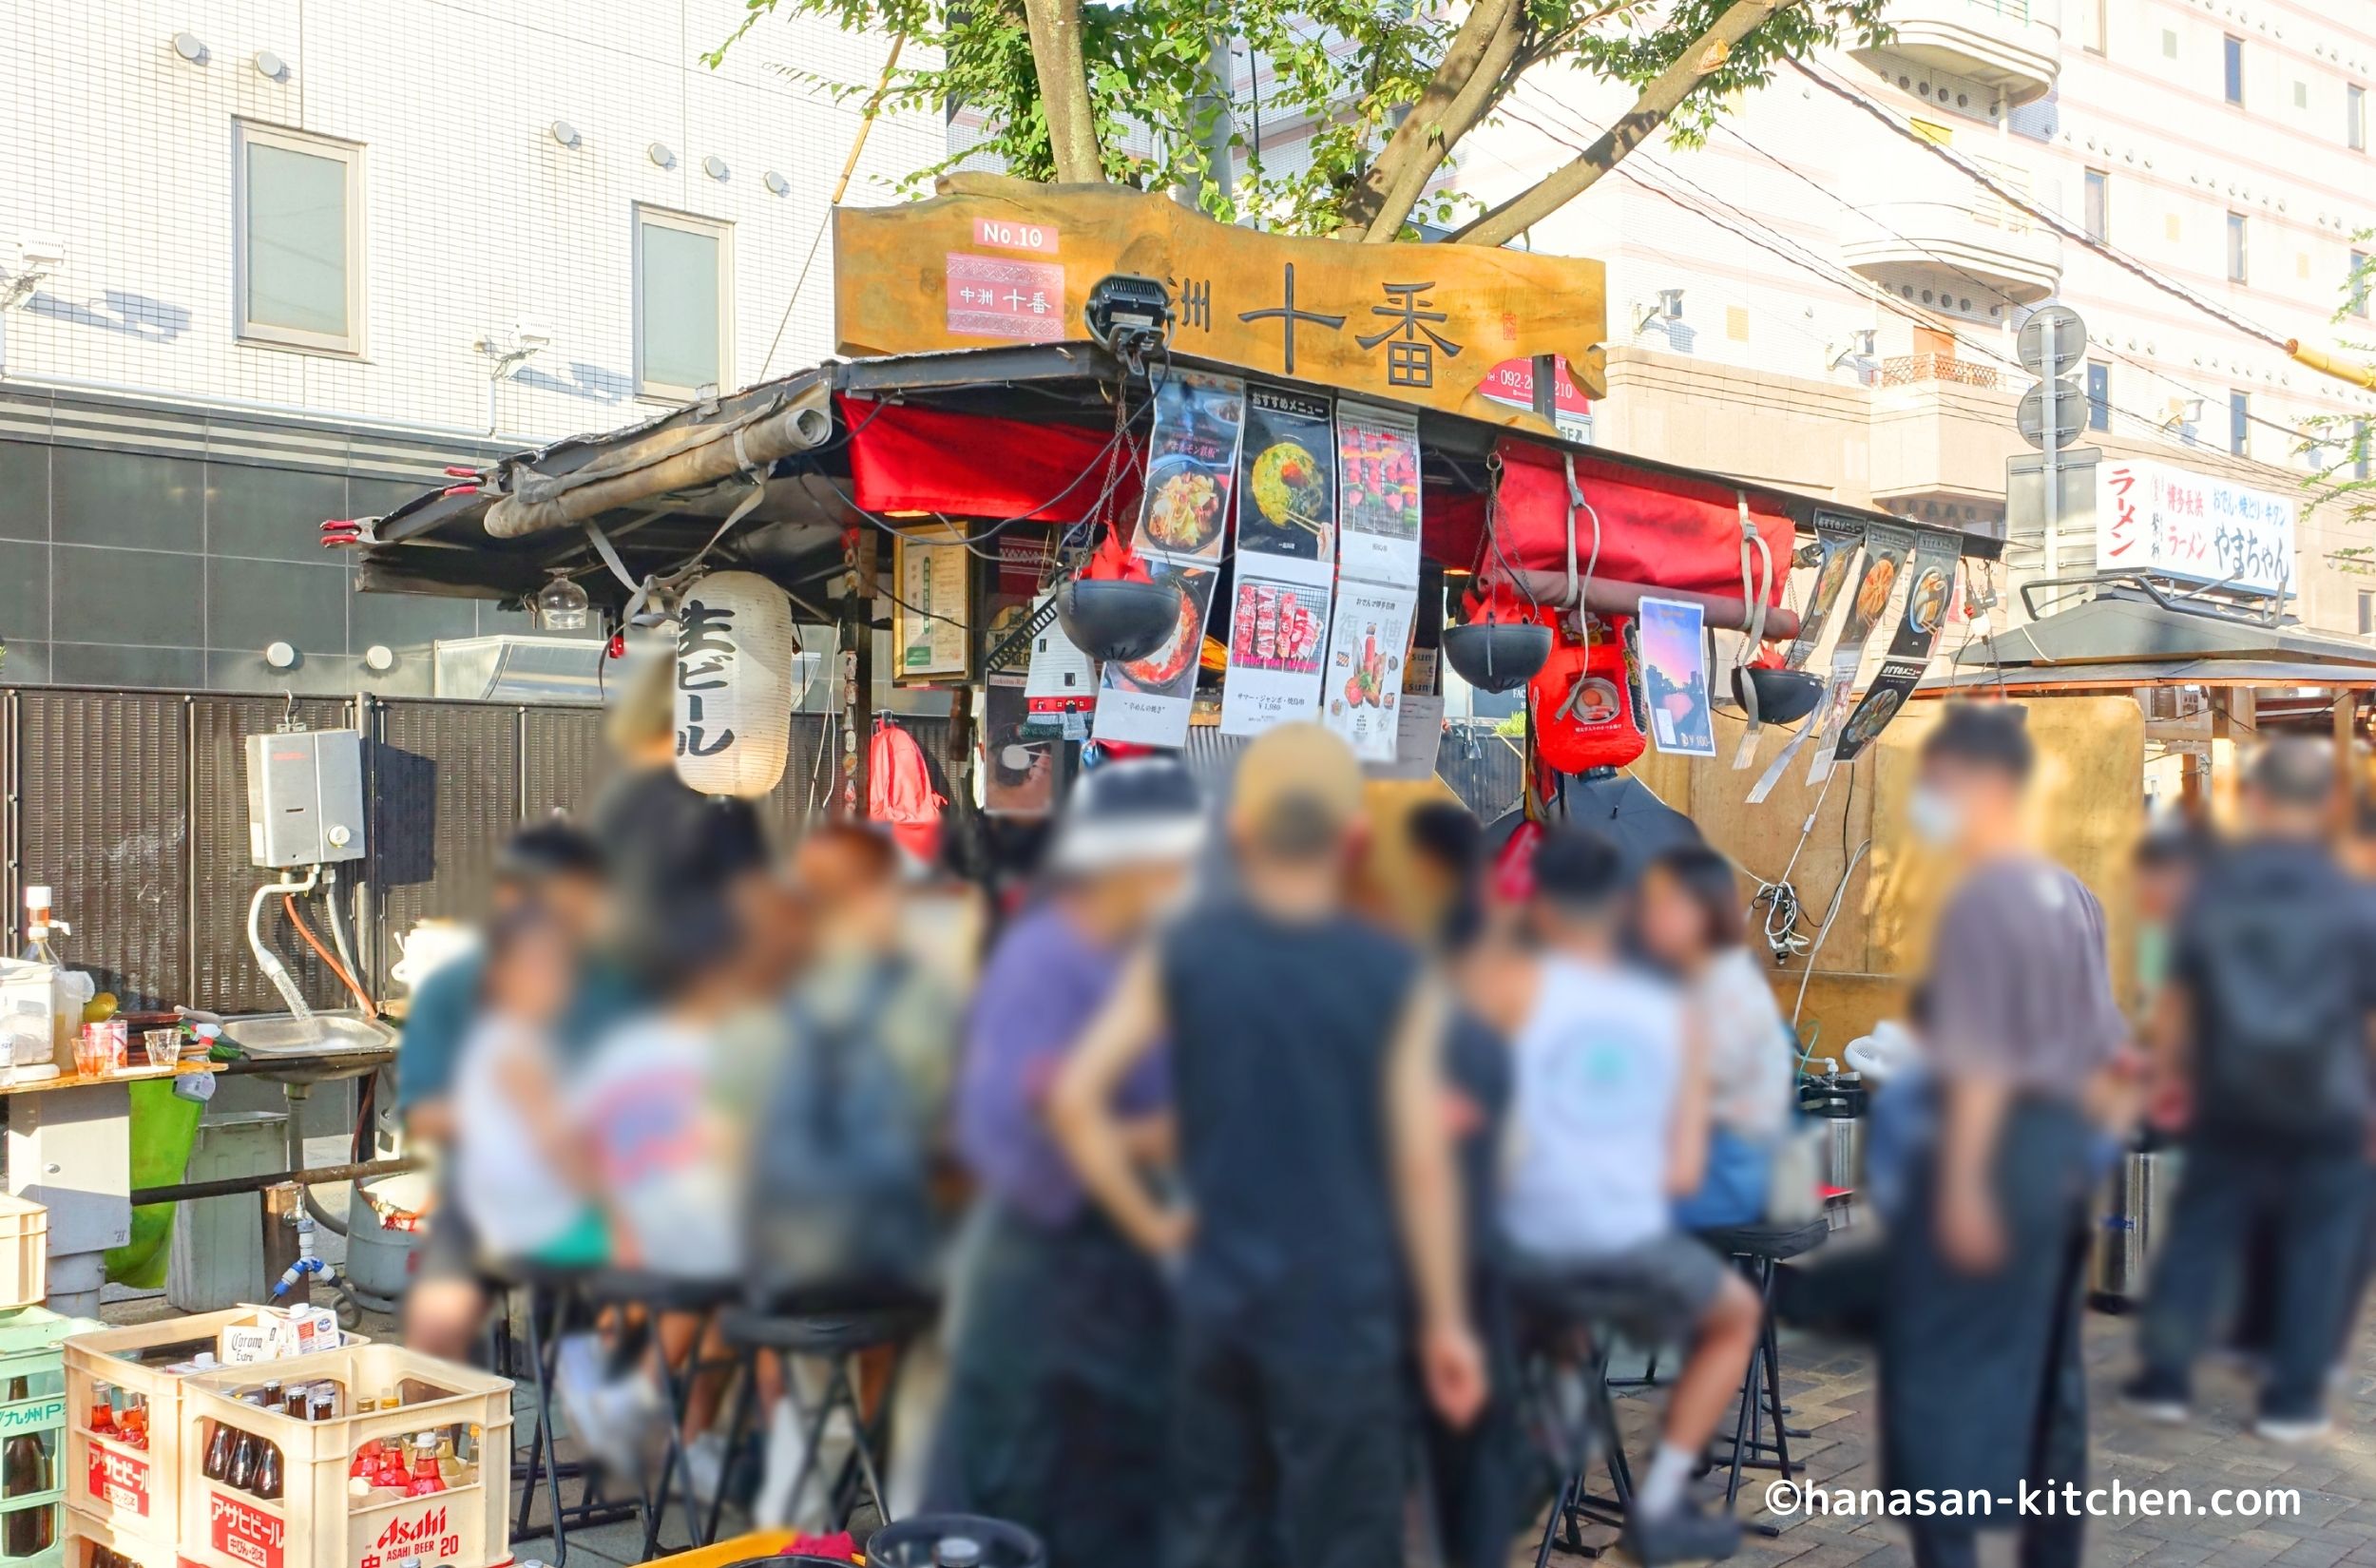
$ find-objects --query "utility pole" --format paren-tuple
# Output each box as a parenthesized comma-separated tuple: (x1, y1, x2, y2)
(2016, 305, 2088, 584)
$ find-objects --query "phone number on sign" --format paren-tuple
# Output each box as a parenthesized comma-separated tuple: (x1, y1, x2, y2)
(1765, 1480, 2302, 1520)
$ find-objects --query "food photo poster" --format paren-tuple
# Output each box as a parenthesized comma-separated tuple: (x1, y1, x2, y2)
(1092, 560, 1217, 747)
(1236, 387, 1335, 576)
(1219, 568, 1332, 736)
(1321, 582, 1416, 761)
(1335, 401, 1422, 589)
(1136, 372, 1246, 566)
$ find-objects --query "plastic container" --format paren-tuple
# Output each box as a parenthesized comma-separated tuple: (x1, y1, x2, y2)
(0, 1307, 106, 1568)
(66, 1311, 361, 1561)
(177, 1346, 509, 1568)
(61, 1503, 201, 1568)
(0, 1199, 49, 1314)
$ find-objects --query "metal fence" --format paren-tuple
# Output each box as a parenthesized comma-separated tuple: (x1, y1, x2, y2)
(0, 687, 948, 1014)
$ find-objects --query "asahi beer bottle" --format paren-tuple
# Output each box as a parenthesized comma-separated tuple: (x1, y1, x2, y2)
(253, 1436, 283, 1501)
(203, 1418, 236, 1482)
(2, 1377, 52, 1556)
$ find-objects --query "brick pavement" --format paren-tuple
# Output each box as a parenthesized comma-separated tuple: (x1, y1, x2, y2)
(1525, 1310, 2376, 1567)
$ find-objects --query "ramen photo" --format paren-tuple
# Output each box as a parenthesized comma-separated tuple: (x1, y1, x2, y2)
(1251, 441, 1330, 538)
(1906, 566, 1951, 637)
(1142, 467, 1227, 553)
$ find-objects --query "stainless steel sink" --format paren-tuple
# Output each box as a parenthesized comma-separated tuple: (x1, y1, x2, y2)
(219, 1011, 397, 1084)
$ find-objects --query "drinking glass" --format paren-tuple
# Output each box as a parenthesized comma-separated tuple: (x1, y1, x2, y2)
(144, 1029, 182, 1070)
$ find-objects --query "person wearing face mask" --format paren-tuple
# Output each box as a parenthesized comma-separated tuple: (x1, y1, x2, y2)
(1885, 703, 2128, 1568)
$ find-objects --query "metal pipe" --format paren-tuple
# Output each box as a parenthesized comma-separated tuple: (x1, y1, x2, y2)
(2287, 338, 2376, 392)
(1482, 568, 1804, 639)
(135, 1156, 418, 1208)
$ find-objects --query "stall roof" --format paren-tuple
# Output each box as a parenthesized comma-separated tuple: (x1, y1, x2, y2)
(1928, 580, 2376, 693)
(353, 344, 2004, 610)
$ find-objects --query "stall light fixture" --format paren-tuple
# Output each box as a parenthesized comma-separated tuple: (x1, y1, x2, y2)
(264, 641, 298, 671)
(1633, 288, 1685, 334)
(536, 570, 591, 633)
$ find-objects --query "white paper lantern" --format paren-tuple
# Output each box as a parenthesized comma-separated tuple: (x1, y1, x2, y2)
(673, 570, 797, 797)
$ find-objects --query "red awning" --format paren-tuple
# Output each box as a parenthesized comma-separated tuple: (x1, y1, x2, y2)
(1428, 439, 1792, 606)
(840, 395, 1141, 524)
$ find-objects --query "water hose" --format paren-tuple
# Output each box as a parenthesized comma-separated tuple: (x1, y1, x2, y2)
(247, 868, 320, 1019)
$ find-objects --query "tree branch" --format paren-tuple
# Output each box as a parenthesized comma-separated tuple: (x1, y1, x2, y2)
(1021, 0, 1105, 183)
(1339, 0, 1525, 240)
(1450, 0, 1794, 247)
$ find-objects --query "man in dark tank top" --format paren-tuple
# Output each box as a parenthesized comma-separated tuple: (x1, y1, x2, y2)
(1053, 722, 1484, 1568)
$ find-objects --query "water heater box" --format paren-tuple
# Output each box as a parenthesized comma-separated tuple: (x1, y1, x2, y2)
(244, 729, 366, 868)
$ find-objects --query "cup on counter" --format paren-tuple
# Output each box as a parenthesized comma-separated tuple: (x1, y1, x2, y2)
(143, 1028, 182, 1070)
(77, 1019, 128, 1077)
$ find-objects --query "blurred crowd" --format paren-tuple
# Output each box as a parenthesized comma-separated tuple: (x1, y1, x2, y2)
(388, 685, 2376, 1568)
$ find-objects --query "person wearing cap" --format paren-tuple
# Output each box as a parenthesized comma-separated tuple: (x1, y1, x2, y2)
(2124, 736, 2376, 1443)
(1887, 703, 2126, 1568)
(1051, 722, 1481, 1568)
(932, 757, 1206, 1564)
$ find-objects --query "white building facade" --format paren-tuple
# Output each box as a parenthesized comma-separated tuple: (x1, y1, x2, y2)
(1458, 0, 2376, 637)
(0, 0, 933, 693)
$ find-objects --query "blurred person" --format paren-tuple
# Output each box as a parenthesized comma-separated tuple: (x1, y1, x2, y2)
(934, 758, 1205, 1565)
(1375, 798, 1521, 1568)
(2347, 793, 2376, 883)
(591, 650, 715, 942)
(1638, 845, 1793, 1230)
(400, 818, 630, 1359)
(2125, 737, 2376, 1442)
(2130, 819, 2208, 1019)
(1887, 703, 2125, 1568)
(1052, 721, 1482, 1568)
(1477, 827, 1758, 1567)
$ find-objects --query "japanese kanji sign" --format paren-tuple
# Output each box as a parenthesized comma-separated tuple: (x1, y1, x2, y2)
(2096, 457, 2296, 598)
(835, 175, 1608, 425)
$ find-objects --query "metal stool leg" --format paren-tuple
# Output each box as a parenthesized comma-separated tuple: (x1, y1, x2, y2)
(640, 1318, 701, 1558)
(703, 1347, 761, 1545)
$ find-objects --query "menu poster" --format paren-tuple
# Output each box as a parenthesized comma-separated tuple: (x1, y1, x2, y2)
(1219, 568, 1332, 736)
(1235, 387, 1336, 575)
(1321, 582, 1417, 761)
(1370, 693, 1447, 781)
(1335, 400, 1423, 588)
(1091, 561, 1217, 748)
(1784, 513, 1867, 671)
(1805, 523, 1916, 785)
(1830, 529, 1961, 763)
(891, 528, 973, 682)
(1638, 597, 1716, 758)
(1135, 372, 1246, 566)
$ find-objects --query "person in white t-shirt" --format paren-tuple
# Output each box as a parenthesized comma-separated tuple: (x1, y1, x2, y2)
(1468, 828, 1761, 1568)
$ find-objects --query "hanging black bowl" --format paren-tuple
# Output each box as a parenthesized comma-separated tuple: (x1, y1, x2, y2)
(1054, 577, 1181, 663)
(1442, 621, 1551, 694)
(1734, 664, 1824, 725)
(870, 1514, 1048, 1568)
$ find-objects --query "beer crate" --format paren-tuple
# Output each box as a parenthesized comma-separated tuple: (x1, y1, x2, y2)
(66, 1311, 361, 1561)
(0, 1199, 48, 1314)
(62, 1504, 201, 1568)
(176, 1347, 510, 1568)
(0, 1307, 105, 1568)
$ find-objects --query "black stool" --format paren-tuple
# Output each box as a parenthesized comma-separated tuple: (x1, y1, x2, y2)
(487, 1262, 639, 1567)
(1693, 1219, 1830, 1531)
(576, 1269, 742, 1557)
(701, 1298, 937, 1545)
(1513, 1281, 1647, 1565)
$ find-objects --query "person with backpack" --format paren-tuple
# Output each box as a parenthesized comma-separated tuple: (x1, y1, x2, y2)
(2125, 737, 2376, 1442)
(933, 757, 1206, 1565)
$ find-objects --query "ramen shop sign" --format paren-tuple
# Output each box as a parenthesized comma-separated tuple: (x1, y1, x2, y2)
(836, 175, 1609, 426)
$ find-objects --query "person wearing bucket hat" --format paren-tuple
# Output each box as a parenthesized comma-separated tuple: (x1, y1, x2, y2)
(934, 757, 1206, 1564)
(1052, 724, 1481, 1568)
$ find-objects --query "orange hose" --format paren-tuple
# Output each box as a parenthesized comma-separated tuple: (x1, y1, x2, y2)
(282, 894, 377, 1018)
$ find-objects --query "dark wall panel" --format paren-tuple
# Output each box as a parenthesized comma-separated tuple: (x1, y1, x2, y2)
(189, 696, 357, 1015)
(522, 708, 608, 820)
(15, 690, 189, 1010)
(368, 701, 520, 995)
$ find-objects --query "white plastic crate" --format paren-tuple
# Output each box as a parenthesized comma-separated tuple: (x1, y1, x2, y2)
(0, 1198, 49, 1313)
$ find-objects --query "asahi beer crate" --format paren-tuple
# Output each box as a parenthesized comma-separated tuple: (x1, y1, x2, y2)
(66, 1311, 362, 1560)
(0, 1198, 48, 1314)
(176, 1347, 510, 1568)
(0, 1307, 105, 1568)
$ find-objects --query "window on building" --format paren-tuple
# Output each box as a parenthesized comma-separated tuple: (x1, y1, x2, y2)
(234, 122, 364, 354)
(2224, 35, 2244, 105)
(2082, 169, 2109, 242)
(2162, 28, 2179, 59)
(2078, 0, 2104, 54)
(2352, 86, 2367, 151)
(634, 206, 733, 401)
(2359, 417, 2373, 481)
(2361, 590, 2374, 639)
(2353, 249, 2370, 318)
(2229, 390, 2250, 457)
(2227, 212, 2248, 282)
(2085, 361, 2110, 430)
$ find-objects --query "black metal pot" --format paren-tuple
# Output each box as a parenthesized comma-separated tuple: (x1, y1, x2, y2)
(1734, 664, 1824, 724)
(868, 1514, 1047, 1568)
(1054, 577, 1180, 663)
(1442, 621, 1551, 694)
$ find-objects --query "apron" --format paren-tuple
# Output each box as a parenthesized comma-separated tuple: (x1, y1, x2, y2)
(1880, 1097, 2095, 1506)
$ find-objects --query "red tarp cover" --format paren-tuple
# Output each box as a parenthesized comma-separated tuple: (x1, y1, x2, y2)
(839, 396, 1140, 523)
(1428, 439, 1793, 605)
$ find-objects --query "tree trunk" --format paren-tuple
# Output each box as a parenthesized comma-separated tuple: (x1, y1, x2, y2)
(1450, 0, 1797, 248)
(1339, 0, 1524, 241)
(1021, 0, 1105, 183)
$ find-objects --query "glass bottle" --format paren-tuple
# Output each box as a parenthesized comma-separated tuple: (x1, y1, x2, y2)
(282, 1384, 308, 1421)
(88, 1386, 116, 1439)
(310, 1390, 335, 1424)
(226, 1426, 259, 1494)
(258, 1381, 282, 1414)
(202, 1419, 236, 1482)
(253, 1438, 283, 1501)
(3, 1376, 53, 1556)
(404, 1435, 445, 1497)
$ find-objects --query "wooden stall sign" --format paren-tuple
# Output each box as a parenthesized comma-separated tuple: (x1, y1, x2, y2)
(835, 176, 1609, 427)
